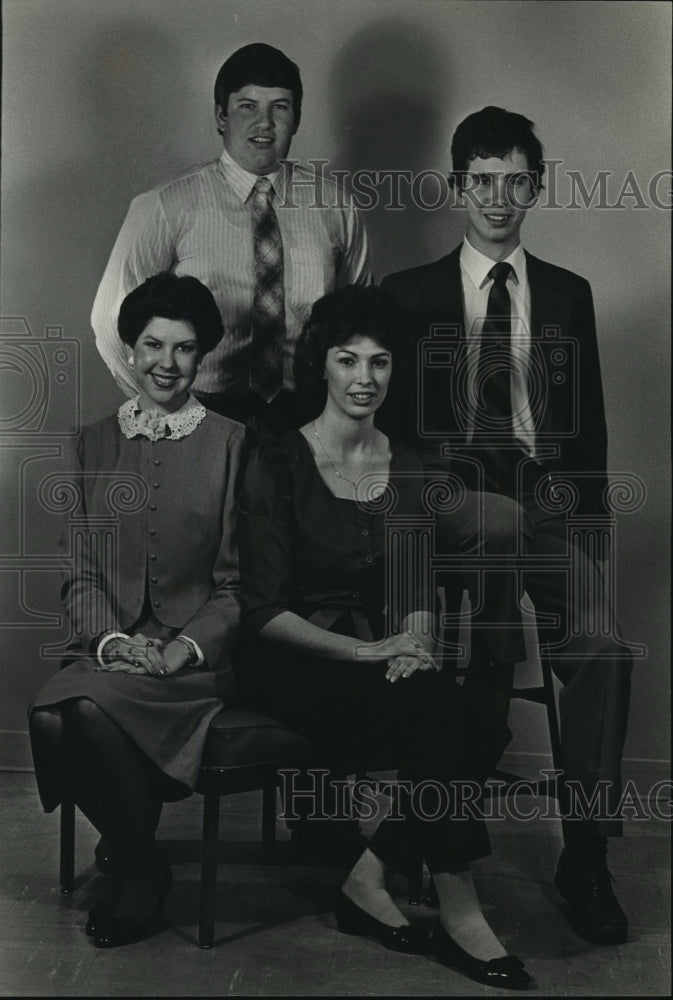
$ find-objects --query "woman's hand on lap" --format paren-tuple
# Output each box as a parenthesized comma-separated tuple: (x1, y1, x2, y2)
(362, 632, 433, 661)
(99, 634, 161, 672)
(385, 652, 439, 683)
(98, 634, 165, 675)
(96, 636, 192, 677)
(360, 633, 437, 678)
(98, 658, 151, 675)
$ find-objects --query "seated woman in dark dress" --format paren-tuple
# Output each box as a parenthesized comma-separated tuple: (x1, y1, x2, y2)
(237, 285, 530, 990)
(28, 274, 244, 948)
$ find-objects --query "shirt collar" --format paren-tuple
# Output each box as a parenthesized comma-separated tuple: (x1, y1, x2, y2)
(218, 145, 282, 204)
(460, 237, 527, 291)
(118, 393, 207, 442)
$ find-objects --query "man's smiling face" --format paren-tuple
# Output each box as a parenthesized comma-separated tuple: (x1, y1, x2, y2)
(459, 149, 538, 259)
(217, 84, 296, 175)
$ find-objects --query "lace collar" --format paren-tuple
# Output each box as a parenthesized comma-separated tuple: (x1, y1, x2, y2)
(117, 395, 207, 442)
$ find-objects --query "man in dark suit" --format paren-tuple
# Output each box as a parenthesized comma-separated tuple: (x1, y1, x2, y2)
(381, 106, 632, 946)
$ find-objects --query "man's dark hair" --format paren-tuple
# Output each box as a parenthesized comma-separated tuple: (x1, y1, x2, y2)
(118, 273, 224, 356)
(294, 285, 407, 415)
(214, 43, 303, 130)
(450, 105, 545, 191)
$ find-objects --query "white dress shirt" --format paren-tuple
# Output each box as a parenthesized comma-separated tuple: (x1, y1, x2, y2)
(459, 238, 537, 456)
(91, 147, 371, 397)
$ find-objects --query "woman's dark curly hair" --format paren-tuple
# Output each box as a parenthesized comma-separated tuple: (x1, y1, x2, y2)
(294, 285, 407, 408)
(117, 273, 224, 355)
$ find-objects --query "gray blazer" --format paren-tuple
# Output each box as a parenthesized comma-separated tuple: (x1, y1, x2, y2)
(59, 409, 244, 669)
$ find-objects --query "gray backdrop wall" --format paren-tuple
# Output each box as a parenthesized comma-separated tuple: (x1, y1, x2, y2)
(1, 0, 670, 769)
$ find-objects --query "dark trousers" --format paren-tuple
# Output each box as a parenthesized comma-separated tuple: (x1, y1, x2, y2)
(435, 489, 528, 666)
(236, 637, 510, 877)
(440, 487, 633, 839)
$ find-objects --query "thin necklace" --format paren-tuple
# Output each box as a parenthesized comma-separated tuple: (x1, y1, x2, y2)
(312, 420, 375, 489)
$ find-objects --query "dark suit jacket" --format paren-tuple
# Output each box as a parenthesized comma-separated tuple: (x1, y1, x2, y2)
(380, 245, 609, 517)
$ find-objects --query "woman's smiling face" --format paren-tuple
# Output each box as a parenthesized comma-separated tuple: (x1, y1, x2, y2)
(323, 334, 393, 418)
(129, 317, 200, 413)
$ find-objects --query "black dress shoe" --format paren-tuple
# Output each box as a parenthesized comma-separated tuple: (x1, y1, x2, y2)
(554, 847, 628, 945)
(334, 890, 432, 954)
(433, 922, 531, 990)
(93, 909, 162, 949)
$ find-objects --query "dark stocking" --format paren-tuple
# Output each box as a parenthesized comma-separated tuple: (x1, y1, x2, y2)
(63, 698, 169, 920)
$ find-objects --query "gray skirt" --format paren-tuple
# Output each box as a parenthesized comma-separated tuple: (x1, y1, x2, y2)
(29, 654, 234, 810)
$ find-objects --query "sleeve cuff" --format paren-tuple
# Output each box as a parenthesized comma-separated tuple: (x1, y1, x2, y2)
(96, 631, 130, 666)
(177, 635, 205, 668)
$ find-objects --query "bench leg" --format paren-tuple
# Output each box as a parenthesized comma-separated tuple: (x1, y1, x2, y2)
(262, 782, 277, 864)
(199, 776, 220, 949)
(59, 793, 75, 894)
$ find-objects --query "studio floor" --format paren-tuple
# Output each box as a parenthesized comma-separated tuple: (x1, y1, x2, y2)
(1, 758, 670, 998)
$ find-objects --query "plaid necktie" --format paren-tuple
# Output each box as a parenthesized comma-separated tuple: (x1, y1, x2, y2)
(250, 177, 285, 401)
(475, 261, 513, 437)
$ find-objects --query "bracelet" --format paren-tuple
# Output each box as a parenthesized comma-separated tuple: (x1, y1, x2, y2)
(173, 635, 198, 667)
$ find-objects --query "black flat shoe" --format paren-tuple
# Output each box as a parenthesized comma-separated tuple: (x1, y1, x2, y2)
(334, 889, 432, 954)
(433, 922, 531, 990)
(93, 859, 172, 949)
(93, 909, 165, 949)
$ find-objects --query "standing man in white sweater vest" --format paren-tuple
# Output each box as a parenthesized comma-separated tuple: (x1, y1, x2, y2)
(92, 42, 371, 430)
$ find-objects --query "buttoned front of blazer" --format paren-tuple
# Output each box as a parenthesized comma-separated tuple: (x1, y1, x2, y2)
(59, 410, 244, 668)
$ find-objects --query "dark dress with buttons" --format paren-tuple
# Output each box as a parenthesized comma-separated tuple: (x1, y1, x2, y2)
(237, 430, 509, 876)
(28, 409, 243, 808)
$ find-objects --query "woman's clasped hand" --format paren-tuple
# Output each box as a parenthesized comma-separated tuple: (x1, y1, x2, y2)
(96, 635, 191, 677)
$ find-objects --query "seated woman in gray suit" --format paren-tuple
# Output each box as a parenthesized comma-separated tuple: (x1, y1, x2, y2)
(28, 274, 244, 948)
(237, 285, 530, 990)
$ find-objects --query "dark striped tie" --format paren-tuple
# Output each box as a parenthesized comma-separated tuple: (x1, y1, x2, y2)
(250, 177, 285, 401)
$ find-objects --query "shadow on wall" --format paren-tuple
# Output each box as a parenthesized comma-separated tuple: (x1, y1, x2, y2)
(6, 18, 207, 424)
(83, 19, 210, 207)
(327, 18, 465, 280)
(81, 17, 210, 308)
